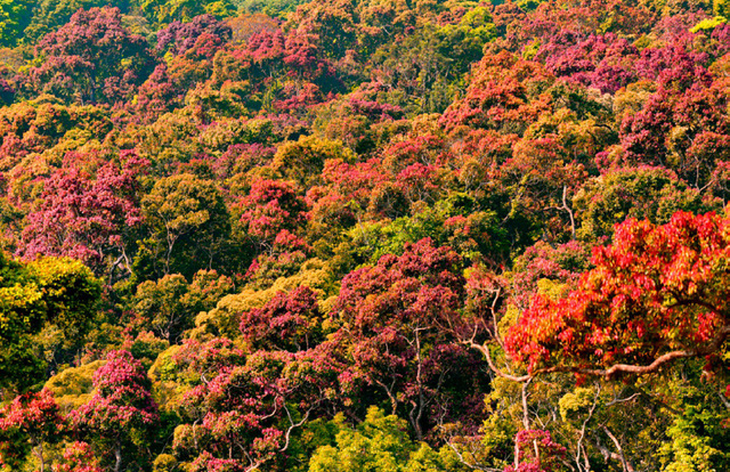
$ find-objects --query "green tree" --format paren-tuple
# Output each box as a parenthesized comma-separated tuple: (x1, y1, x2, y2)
(133, 269, 233, 342)
(272, 135, 355, 188)
(0, 254, 100, 393)
(573, 167, 716, 241)
(0, 0, 33, 46)
(308, 407, 466, 472)
(22, 0, 125, 43)
(135, 0, 236, 26)
(138, 173, 231, 279)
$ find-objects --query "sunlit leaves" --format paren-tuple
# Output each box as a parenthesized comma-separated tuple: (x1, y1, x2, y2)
(140, 173, 230, 278)
(71, 350, 159, 470)
(0, 389, 64, 470)
(507, 211, 730, 376)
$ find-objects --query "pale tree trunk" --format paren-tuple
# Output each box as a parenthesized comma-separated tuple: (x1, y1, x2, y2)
(114, 440, 122, 472)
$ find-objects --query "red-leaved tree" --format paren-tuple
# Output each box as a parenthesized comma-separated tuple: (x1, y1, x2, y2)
(506, 211, 730, 378)
(0, 389, 64, 472)
(71, 351, 158, 472)
(333, 238, 489, 439)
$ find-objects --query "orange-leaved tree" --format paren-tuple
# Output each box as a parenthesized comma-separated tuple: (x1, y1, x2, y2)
(506, 211, 730, 379)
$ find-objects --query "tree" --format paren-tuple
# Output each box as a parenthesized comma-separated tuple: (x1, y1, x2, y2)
(238, 177, 307, 248)
(133, 270, 234, 342)
(272, 135, 355, 188)
(314, 83, 407, 155)
(28, 256, 102, 344)
(20, 0, 121, 43)
(503, 430, 566, 472)
(659, 380, 730, 472)
(156, 14, 232, 56)
(239, 286, 323, 353)
(308, 406, 466, 472)
(535, 31, 638, 94)
(52, 442, 103, 472)
(306, 156, 388, 244)
(284, 0, 357, 61)
(505, 211, 730, 379)
(0, 254, 100, 393)
(139, 173, 231, 278)
(0, 389, 64, 472)
(136, 0, 236, 27)
(491, 135, 588, 243)
(20, 151, 147, 279)
(0, 98, 114, 174)
(332, 238, 488, 440)
(0, 0, 33, 47)
(572, 166, 714, 242)
(133, 65, 183, 123)
(21, 7, 156, 105)
(72, 350, 158, 472)
(170, 341, 340, 471)
(440, 51, 555, 135)
(457, 212, 730, 472)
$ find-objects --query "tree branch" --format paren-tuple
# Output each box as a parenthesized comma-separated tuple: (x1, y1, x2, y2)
(575, 382, 601, 472)
(605, 392, 640, 407)
(601, 425, 634, 472)
(462, 339, 531, 382)
(279, 403, 312, 452)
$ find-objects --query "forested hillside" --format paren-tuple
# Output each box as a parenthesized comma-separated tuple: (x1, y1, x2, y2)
(0, 0, 728, 470)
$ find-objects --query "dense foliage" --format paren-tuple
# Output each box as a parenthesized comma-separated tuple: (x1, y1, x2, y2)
(0, 0, 728, 471)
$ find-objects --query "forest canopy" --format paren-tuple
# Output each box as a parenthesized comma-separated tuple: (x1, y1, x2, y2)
(0, 0, 728, 471)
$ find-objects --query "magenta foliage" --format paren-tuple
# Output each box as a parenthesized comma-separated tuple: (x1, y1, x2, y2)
(347, 97, 404, 121)
(54, 441, 103, 472)
(173, 338, 339, 470)
(239, 286, 322, 352)
(246, 28, 286, 64)
(157, 14, 232, 57)
(503, 430, 566, 472)
(72, 350, 158, 437)
(620, 76, 730, 178)
(0, 389, 64, 440)
(282, 30, 336, 83)
(539, 32, 638, 93)
(633, 44, 710, 90)
(134, 64, 182, 122)
(508, 240, 591, 311)
(24, 7, 155, 104)
(619, 88, 675, 165)
(0, 389, 64, 470)
(239, 178, 307, 242)
(333, 238, 487, 437)
(710, 23, 730, 57)
(20, 151, 147, 273)
(214, 143, 276, 179)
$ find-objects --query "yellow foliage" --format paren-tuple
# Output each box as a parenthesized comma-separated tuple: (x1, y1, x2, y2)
(192, 261, 332, 339)
(44, 360, 105, 413)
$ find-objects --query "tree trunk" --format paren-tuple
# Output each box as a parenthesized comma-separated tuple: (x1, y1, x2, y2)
(114, 441, 122, 472)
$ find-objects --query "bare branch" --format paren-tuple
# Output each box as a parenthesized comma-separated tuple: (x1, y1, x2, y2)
(462, 340, 532, 382)
(489, 285, 506, 349)
(575, 383, 601, 472)
(562, 185, 576, 240)
(279, 403, 312, 452)
(606, 392, 640, 407)
(444, 440, 502, 472)
(521, 377, 532, 430)
(601, 425, 635, 472)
